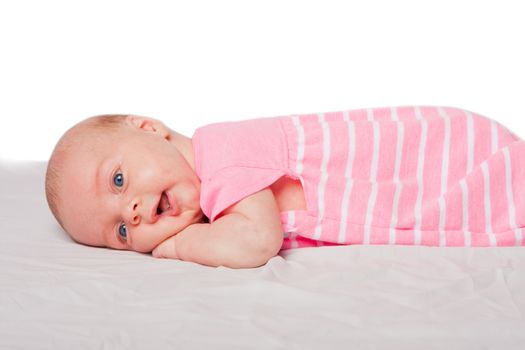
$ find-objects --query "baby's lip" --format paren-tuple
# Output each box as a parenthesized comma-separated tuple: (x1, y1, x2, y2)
(151, 190, 180, 221)
(151, 195, 161, 222)
(163, 191, 180, 216)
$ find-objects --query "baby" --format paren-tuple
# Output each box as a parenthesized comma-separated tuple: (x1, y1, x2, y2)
(46, 106, 525, 269)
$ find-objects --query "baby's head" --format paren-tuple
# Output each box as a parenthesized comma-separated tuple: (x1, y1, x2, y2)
(46, 114, 204, 253)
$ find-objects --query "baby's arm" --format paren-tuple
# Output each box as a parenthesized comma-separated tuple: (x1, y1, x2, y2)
(152, 188, 283, 268)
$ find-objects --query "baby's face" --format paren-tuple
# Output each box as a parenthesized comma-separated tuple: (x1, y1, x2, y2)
(58, 117, 204, 253)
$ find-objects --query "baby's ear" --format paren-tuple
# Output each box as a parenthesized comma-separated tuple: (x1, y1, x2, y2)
(126, 116, 171, 140)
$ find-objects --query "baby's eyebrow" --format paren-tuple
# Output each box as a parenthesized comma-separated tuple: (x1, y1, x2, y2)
(102, 227, 111, 248)
(102, 225, 123, 249)
(95, 160, 105, 196)
(95, 159, 117, 248)
(95, 157, 115, 196)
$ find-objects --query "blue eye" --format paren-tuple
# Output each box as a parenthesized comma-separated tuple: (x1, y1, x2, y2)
(118, 223, 127, 240)
(113, 171, 124, 187)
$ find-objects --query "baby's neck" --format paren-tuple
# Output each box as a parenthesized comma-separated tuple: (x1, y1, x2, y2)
(169, 130, 196, 172)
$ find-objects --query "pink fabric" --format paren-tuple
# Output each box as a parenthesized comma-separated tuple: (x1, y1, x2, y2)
(192, 106, 525, 250)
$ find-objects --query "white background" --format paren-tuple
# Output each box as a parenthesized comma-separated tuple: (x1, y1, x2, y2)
(0, 0, 524, 161)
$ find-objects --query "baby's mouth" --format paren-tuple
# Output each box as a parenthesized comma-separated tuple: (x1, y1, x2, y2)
(157, 191, 171, 215)
(155, 191, 179, 217)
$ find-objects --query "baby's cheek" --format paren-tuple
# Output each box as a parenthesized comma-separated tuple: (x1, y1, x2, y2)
(130, 218, 184, 253)
(130, 231, 160, 253)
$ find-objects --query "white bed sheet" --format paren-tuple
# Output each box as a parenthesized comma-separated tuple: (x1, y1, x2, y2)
(1, 160, 525, 350)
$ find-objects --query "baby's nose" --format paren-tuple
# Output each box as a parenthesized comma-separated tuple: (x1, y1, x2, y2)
(127, 198, 141, 225)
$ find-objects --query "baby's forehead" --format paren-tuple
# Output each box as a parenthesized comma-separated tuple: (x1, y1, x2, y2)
(64, 123, 123, 151)
(56, 129, 113, 176)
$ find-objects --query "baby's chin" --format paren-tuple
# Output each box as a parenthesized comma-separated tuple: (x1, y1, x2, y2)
(184, 206, 206, 224)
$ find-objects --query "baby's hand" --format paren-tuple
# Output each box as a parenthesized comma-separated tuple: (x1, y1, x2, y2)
(152, 235, 179, 259)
